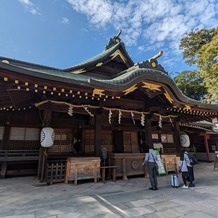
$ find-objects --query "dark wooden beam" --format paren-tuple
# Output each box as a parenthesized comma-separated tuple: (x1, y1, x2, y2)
(94, 114, 102, 156)
(145, 116, 153, 149)
(173, 120, 181, 156)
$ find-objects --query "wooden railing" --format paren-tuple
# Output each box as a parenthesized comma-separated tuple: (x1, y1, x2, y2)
(0, 150, 39, 178)
(0, 150, 39, 161)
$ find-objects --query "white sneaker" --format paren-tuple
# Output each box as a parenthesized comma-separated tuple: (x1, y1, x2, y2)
(182, 185, 188, 189)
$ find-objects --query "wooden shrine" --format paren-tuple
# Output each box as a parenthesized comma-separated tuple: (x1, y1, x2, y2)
(0, 31, 218, 183)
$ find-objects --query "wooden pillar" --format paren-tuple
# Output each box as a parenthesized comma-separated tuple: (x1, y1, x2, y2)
(145, 116, 153, 149)
(215, 139, 218, 151)
(173, 120, 181, 155)
(204, 134, 211, 162)
(1, 124, 10, 150)
(140, 129, 146, 152)
(122, 158, 128, 180)
(38, 110, 51, 182)
(94, 114, 101, 156)
(42, 110, 52, 126)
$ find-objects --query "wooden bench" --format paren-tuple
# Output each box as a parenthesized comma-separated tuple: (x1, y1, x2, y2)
(0, 150, 39, 178)
(100, 166, 117, 183)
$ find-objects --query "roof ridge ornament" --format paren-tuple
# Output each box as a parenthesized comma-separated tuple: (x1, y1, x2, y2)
(136, 50, 166, 73)
(105, 29, 122, 50)
(148, 51, 163, 68)
(149, 51, 163, 61)
(116, 29, 122, 38)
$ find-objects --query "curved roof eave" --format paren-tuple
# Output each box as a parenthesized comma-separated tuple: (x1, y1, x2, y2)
(182, 125, 217, 134)
(0, 61, 92, 87)
(64, 42, 134, 72)
(0, 56, 60, 71)
(88, 67, 218, 110)
(1, 59, 218, 112)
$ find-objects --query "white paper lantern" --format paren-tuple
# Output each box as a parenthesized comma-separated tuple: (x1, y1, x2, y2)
(180, 133, 190, 148)
(40, 127, 55, 147)
(212, 122, 218, 133)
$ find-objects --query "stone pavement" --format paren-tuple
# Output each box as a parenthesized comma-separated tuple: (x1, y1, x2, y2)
(0, 162, 218, 218)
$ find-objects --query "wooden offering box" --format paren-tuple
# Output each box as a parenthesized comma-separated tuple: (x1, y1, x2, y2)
(109, 153, 146, 180)
(65, 157, 101, 185)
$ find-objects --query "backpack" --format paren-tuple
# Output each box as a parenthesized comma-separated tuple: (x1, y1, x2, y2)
(188, 153, 198, 165)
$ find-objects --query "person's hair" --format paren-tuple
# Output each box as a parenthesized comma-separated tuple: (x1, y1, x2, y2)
(180, 149, 185, 160)
(144, 146, 149, 153)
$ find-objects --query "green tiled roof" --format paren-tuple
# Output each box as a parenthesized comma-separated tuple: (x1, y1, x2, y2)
(65, 41, 134, 71)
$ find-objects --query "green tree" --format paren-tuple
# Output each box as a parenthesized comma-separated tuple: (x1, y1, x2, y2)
(197, 35, 218, 103)
(174, 70, 208, 101)
(179, 27, 218, 103)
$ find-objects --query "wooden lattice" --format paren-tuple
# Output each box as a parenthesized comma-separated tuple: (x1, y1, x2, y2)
(46, 161, 66, 184)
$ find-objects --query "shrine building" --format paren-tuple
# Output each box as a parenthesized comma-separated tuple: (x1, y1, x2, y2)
(0, 32, 217, 183)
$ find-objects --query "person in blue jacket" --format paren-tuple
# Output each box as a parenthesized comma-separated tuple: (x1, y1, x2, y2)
(183, 148, 195, 187)
(178, 152, 189, 188)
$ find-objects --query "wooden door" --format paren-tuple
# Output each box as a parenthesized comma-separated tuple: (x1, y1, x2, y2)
(113, 130, 124, 152)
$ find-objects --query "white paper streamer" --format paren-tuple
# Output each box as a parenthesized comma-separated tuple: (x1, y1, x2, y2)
(131, 111, 135, 125)
(158, 115, 162, 128)
(118, 109, 122, 124)
(109, 110, 112, 124)
(141, 113, 145, 126)
(67, 104, 73, 116)
(83, 106, 94, 117)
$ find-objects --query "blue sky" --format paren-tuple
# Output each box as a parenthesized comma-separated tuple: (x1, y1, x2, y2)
(0, 0, 217, 78)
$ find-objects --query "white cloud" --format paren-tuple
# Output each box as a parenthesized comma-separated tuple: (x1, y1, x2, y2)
(18, 0, 38, 15)
(19, 0, 31, 3)
(61, 17, 70, 24)
(67, 0, 113, 27)
(66, 0, 218, 69)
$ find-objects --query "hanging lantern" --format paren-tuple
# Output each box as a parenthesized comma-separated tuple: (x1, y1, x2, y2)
(40, 127, 55, 147)
(180, 132, 190, 148)
(212, 122, 218, 133)
(212, 118, 218, 133)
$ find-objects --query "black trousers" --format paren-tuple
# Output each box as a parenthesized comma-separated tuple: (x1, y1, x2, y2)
(147, 162, 158, 189)
(187, 166, 194, 183)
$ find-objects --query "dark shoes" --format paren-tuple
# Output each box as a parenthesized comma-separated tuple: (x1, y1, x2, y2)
(149, 187, 155, 190)
(189, 183, 195, 187)
(149, 187, 158, 190)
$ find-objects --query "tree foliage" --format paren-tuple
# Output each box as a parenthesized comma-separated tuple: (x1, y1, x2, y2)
(174, 70, 207, 101)
(179, 27, 218, 103)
